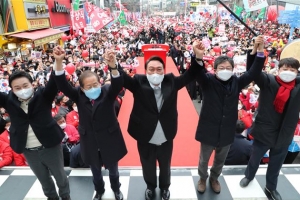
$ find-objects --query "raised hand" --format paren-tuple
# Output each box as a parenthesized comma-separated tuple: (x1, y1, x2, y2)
(255, 35, 264, 52)
(104, 50, 117, 68)
(53, 46, 66, 63)
(193, 39, 205, 59)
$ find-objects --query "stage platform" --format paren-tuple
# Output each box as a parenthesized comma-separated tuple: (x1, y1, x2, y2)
(0, 165, 300, 200)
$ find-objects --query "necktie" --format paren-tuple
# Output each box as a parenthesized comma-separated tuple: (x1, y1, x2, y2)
(91, 99, 95, 106)
(154, 87, 163, 111)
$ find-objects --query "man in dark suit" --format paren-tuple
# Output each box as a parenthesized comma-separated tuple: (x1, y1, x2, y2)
(225, 120, 252, 165)
(53, 46, 126, 200)
(0, 71, 70, 200)
(120, 40, 205, 200)
(240, 45, 300, 200)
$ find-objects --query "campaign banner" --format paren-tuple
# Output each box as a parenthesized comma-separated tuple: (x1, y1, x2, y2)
(90, 10, 114, 32)
(71, 9, 87, 29)
(243, 0, 268, 12)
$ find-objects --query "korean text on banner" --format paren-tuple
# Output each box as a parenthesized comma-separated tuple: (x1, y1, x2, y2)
(90, 10, 114, 32)
(71, 9, 87, 29)
(84, 1, 93, 16)
(218, 24, 225, 35)
(243, 0, 268, 12)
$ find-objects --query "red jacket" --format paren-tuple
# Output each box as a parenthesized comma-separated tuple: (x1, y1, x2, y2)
(51, 106, 59, 117)
(238, 109, 253, 129)
(239, 92, 251, 110)
(64, 124, 80, 144)
(0, 140, 13, 168)
(66, 110, 79, 129)
(0, 130, 28, 166)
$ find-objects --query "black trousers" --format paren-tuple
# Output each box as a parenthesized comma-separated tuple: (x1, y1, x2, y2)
(245, 139, 289, 190)
(137, 140, 173, 191)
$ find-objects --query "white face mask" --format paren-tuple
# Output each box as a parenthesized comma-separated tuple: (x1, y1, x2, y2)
(52, 103, 56, 108)
(73, 106, 78, 112)
(238, 104, 243, 110)
(216, 70, 233, 81)
(146, 73, 164, 85)
(14, 87, 34, 100)
(242, 89, 248, 96)
(278, 71, 297, 83)
(60, 123, 66, 129)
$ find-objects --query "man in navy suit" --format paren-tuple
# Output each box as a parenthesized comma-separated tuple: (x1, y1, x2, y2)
(53, 46, 126, 200)
(0, 71, 70, 200)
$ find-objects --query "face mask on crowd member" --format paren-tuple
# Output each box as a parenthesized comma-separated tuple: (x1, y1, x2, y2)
(80, 71, 101, 100)
(277, 58, 299, 83)
(9, 71, 34, 100)
(145, 56, 165, 86)
(72, 103, 78, 112)
(214, 56, 234, 81)
(54, 114, 67, 129)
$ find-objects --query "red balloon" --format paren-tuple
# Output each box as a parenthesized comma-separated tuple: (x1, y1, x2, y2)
(227, 51, 234, 58)
(82, 34, 88, 40)
(74, 32, 79, 37)
(67, 35, 72, 40)
(61, 34, 68, 41)
(190, 11, 193, 15)
(82, 50, 89, 58)
(213, 46, 221, 53)
(80, 38, 85, 44)
(65, 63, 75, 74)
(267, 5, 285, 22)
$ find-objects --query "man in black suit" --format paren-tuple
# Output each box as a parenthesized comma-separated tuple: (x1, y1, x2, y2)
(119, 40, 205, 200)
(0, 71, 70, 200)
(53, 46, 126, 200)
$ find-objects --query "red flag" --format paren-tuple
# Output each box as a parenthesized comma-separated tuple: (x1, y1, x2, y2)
(70, 9, 87, 29)
(84, 1, 93, 16)
(90, 10, 114, 32)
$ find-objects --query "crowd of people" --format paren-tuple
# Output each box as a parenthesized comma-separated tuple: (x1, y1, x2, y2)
(0, 17, 300, 200)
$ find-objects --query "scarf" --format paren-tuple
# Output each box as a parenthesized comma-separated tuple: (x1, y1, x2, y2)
(273, 76, 295, 113)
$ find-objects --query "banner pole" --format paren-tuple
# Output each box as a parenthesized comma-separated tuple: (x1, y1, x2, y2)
(216, 0, 257, 36)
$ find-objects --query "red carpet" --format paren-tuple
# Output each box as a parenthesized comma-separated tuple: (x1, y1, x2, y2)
(118, 57, 214, 167)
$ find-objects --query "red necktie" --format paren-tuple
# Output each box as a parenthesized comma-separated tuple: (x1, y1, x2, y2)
(91, 100, 95, 105)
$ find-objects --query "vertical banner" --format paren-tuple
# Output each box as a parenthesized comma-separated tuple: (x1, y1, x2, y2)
(70, 9, 87, 29)
(90, 10, 114, 32)
(243, 0, 268, 12)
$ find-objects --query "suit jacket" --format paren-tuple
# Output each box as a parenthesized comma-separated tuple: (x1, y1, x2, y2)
(0, 74, 64, 153)
(123, 58, 202, 143)
(54, 71, 127, 167)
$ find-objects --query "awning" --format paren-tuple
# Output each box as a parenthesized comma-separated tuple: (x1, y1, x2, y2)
(9, 28, 63, 46)
(58, 26, 70, 32)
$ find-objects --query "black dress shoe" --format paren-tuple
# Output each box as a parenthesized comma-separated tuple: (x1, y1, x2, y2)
(264, 187, 282, 200)
(114, 190, 123, 200)
(61, 195, 71, 200)
(161, 189, 170, 200)
(240, 177, 251, 188)
(47, 197, 59, 200)
(93, 191, 104, 200)
(145, 189, 154, 200)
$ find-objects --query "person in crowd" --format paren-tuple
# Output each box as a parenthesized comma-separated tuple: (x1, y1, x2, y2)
(238, 100, 253, 129)
(0, 71, 71, 200)
(240, 46, 300, 200)
(120, 40, 205, 200)
(225, 120, 252, 165)
(53, 46, 126, 200)
(69, 143, 89, 168)
(0, 117, 28, 166)
(195, 36, 265, 195)
(51, 100, 59, 117)
(56, 94, 73, 116)
(0, 138, 13, 168)
(66, 103, 79, 129)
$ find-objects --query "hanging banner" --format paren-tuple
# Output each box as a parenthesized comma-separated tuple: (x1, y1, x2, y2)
(89, 10, 114, 32)
(70, 9, 87, 29)
(243, 0, 268, 12)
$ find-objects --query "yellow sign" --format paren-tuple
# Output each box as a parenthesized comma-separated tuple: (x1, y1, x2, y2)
(34, 33, 62, 46)
(190, 2, 200, 7)
(23, 0, 46, 3)
(27, 18, 50, 30)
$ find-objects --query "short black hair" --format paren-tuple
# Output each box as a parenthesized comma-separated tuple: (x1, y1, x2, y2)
(144, 56, 165, 70)
(53, 114, 63, 122)
(236, 120, 245, 134)
(9, 71, 33, 87)
(79, 71, 100, 88)
(214, 56, 234, 69)
(278, 57, 300, 70)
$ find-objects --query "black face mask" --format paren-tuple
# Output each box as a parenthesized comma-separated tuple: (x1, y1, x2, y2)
(65, 99, 73, 107)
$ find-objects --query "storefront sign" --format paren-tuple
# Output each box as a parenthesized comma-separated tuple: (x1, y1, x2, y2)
(34, 33, 61, 46)
(27, 18, 50, 30)
(190, 2, 200, 7)
(25, 2, 50, 19)
(47, 0, 72, 28)
(52, 1, 70, 14)
(23, 0, 46, 3)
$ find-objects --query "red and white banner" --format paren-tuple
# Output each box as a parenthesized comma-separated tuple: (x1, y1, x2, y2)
(218, 24, 225, 35)
(90, 10, 114, 32)
(243, 0, 268, 12)
(71, 9, 87, 29)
